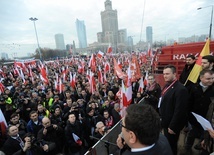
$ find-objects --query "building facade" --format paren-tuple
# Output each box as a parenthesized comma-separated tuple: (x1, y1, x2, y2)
(55, 33, 65, 50)
(97, 0, 127, 52)
(146, 26, 153, 44)
(76, 19, 87, 48)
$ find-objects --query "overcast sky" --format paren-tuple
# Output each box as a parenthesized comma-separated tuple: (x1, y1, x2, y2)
(0, 0, 213, 57)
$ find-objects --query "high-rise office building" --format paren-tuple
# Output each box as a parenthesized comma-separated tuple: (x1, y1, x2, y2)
(76, 19, 87, 48)
(146, 26, 153, 44)
(1, 52, 9, 60)
(97, 0, 127, 51)
(55, 34, 65, 50)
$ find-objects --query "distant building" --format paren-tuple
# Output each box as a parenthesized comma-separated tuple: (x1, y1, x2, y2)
(127, 36, 134, 47)
(97, 0, 127, 52)
(1, 52, 9, 60)
(146, 26, 153, 44)
(76, 19, 87, 48)
(55, 34, 65, 50)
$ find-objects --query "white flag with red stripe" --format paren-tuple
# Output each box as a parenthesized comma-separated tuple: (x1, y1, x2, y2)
(0, 109, 7, 136)
(97, 50, 104, 59)
(98, 66, 103, 84)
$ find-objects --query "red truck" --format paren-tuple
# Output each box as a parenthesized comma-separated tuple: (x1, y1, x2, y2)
(153, 41, 214, 87)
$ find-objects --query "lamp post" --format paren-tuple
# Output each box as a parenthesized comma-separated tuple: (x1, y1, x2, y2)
(29, 17, 42, 60)
(197, 5, 213, 40)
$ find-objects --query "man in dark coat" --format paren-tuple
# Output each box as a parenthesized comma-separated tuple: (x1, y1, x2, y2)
(117, 104, 173, 155)
(184, 70, 214, 152)
(37, 117, 64, 154)
(64, 113, 84, 155)
(1, 125, 42, 155)
(159, 65, 189, 155)
(179, 54, 196, 86)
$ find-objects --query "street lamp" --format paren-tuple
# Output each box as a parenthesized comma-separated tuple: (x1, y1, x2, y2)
(29, 17, 42, 60)
(197, 5, 213, 40)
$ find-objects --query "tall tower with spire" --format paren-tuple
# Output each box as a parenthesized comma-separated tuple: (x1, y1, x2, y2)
(98, 0, 119, 47)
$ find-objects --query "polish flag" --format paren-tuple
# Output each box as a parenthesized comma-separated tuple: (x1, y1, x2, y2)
(39, 62, 49, 85)
(0, 109, 7, 137)
(98, 66, 103, 84)
(104, 62, 110, 73)
(0, 82, 5, 94)
(118, 59, 122, 70)
(70, 72, 76, 88)
(89, 71, 96, 94)
(88, 54, 96, 72)
(97, 50, 104, 59)
(138, 77, 144, 93)
(113, 58, 127, 79)
(107, 45, 112, 54)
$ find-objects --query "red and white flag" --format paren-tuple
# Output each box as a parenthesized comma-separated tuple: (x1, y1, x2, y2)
(107, 45, 113, 54)
(138, 77, 144, 93)
(113, 58, 127, 79)
(98, 66, 103, 84)
(70, 72, 76, 88)
(0, 109, 7, 136)
(88, 54, 96, 72)
(89, 71, 96, 94)
(97, 50, 104, 59)
(0, 82, 5, 94)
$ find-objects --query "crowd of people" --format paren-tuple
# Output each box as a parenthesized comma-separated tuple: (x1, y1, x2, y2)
(0, 53, 213, 155)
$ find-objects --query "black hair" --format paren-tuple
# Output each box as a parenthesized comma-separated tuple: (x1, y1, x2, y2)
(125, 104, 161, 145)
(164, 64, 176, 73)
(202, 55, 214, 63)
(186, 54, 195, 60)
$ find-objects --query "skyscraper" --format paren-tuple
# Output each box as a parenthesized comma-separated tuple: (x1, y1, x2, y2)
(146, 26, 153, 44)
(55, 34, 65, 50)
(76, 19, 87, 48)
(97, 0, 127, 52)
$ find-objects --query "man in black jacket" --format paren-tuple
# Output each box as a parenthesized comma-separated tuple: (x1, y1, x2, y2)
(159, 65, 189, 155)
(37, 117, 64, 154)
(179, 54, 195, 86)
(64, 113, 84, 155)
(184, 69, 214, 152)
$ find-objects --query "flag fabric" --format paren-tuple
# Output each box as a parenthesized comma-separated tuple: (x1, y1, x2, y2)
(130, 55, 141, 82)
(104, 62, 110, 73)
(97, 50, 104, 59)
(113, 58, 127, 79)
(89, 71, 96, 94)
(0, 82, 5, 94)
(120, 80, 132, 117)
(138, 77, 144, 93)
(0, 109, 7, 136)
(88, 54, 96, 72)
(98, 66, 103, 84)
(107, 45, 113, 54)
(185, 39, 210, 84)
(70, 72, 76, 88)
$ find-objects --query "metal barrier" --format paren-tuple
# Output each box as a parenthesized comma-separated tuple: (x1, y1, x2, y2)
(84, 120, 122, 155)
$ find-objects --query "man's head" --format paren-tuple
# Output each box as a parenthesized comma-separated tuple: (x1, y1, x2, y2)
(163, 65, 177, 82)
(202, 55, 214, 70)
(199, 70, 214, 86)
(10, 113, 19, 124)
(96, 121, 105, 134)
(7, 125, 19, 137)
(114, 103, 120, 112)
(103, 110, 110, 119)
(29, 111, 38, 122)
(186, 55, 196, 66)
(68, 113, 76, 124)
(42, 117, 51, 128)
(121, 104, 161, 148)
(37, 104, 45, 113)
